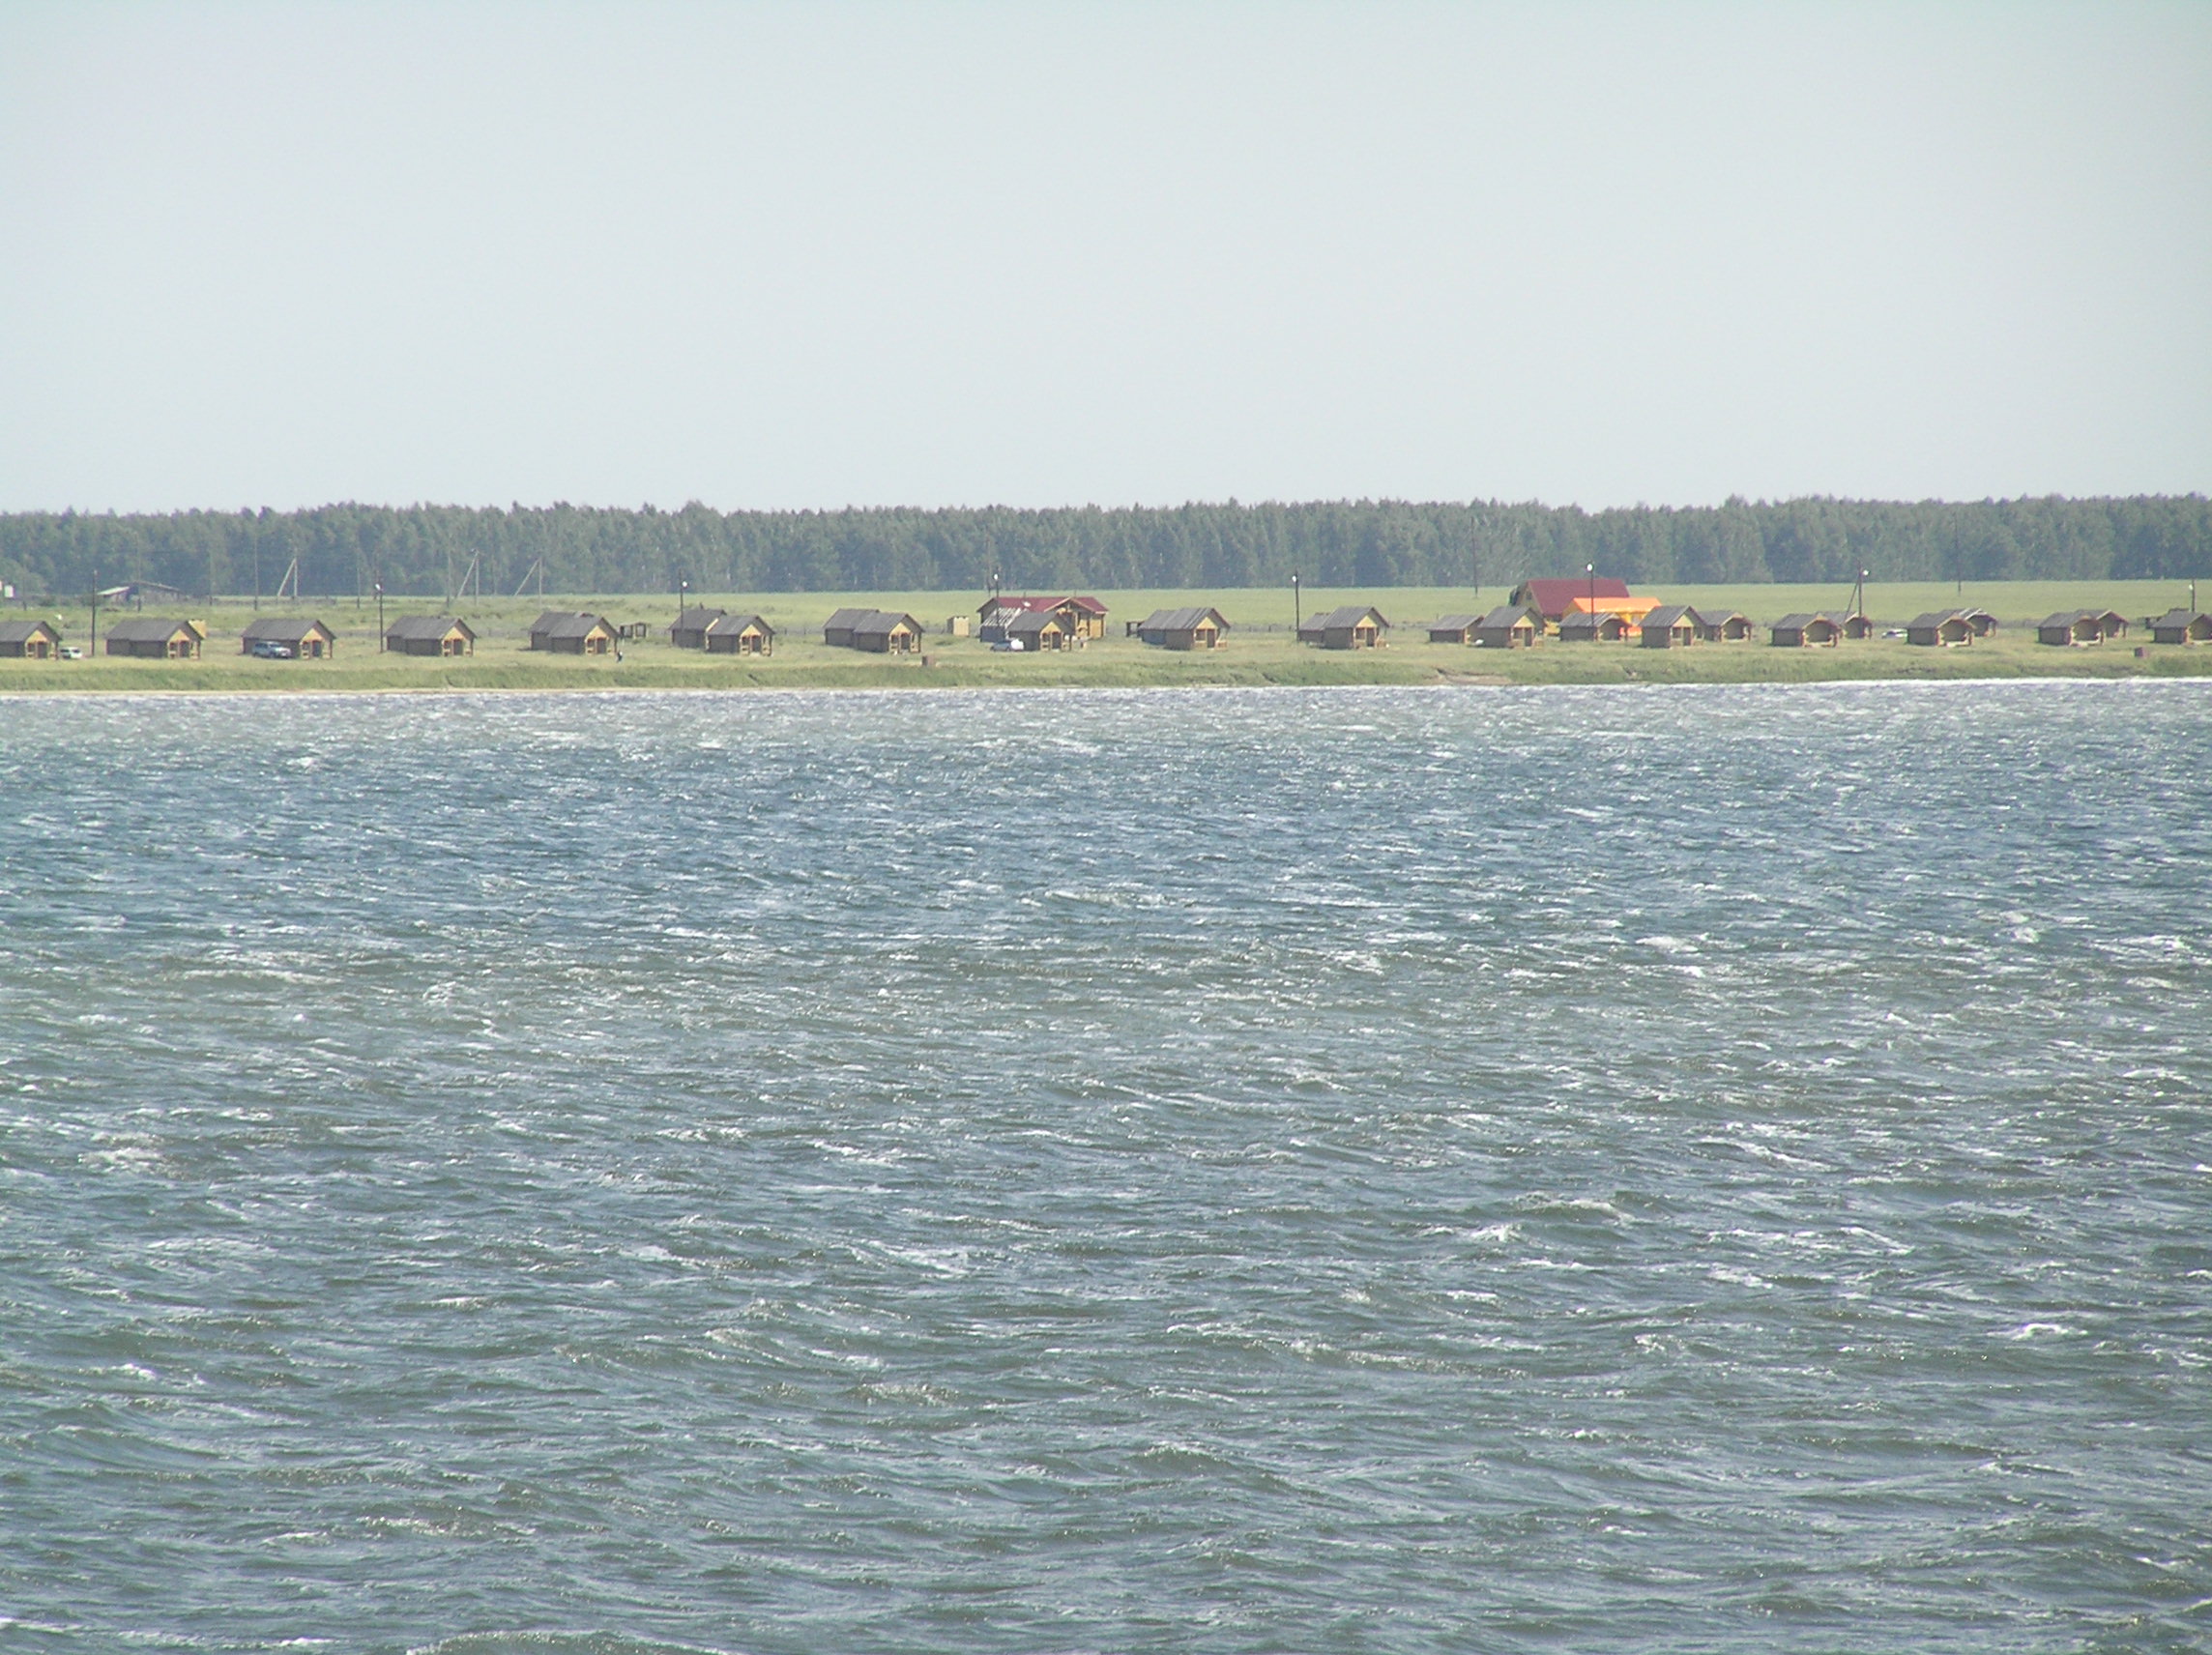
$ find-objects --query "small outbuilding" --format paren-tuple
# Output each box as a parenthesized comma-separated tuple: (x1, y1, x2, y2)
(1770, 613, 1843, 648)
(2149, 608, 2212, 645)
(385, 616, 476, 656)
(1692, 607, 1755, 641)
(1639, 604, 1700, 649)
(103, 617, 205, 659)
(241, 616, 336, 659)
(1298, 605, 1388, 650)
(704, 614, 773, 655)
(1837, 610, 1877, 640)
(1134, 606, 1229, 650)
(529, 611, 618, 654)
(1472, 604, 1540, 649)
(670, 606, 729, 649)
(1906, 610, 1974, 647)
(823, 607, 874, 647)
(1963, 608, 2000, 638)
(0, 619, 64, 659)
(1426, 614, 1482, 645)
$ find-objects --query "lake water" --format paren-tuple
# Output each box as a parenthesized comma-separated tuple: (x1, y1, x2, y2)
(3, 682, 2208, 1654)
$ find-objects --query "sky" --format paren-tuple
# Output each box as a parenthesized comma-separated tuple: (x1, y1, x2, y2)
(1, 1, 2206, 515)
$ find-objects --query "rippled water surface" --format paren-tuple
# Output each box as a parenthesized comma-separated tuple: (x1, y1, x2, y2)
(3, 682, 2209, 1654)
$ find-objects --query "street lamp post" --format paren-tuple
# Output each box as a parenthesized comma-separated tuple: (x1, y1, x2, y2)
(1586, 563, 1595, 636)
(679, 578, 689, 622)
(375, 582, 384, 651)
(1293, 571, 1301, 637)
(90, 566, 99, 655)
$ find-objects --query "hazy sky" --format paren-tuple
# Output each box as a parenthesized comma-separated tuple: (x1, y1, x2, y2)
(2, 1, 2206, 514)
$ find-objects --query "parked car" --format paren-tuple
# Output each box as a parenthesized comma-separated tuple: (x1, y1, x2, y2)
(58, 645, 83, 659)
(248, 639, 295, 659)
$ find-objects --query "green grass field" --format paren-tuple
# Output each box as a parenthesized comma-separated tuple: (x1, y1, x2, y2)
(4, 578, 2207, 694)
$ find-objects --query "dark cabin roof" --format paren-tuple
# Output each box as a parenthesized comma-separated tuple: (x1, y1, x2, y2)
(102, 617, 200, 643)
(1907, 610, 1967, 629)
(386, 615, 473, 640)
(824, 606, 874, 630)
(1692, 606, 1749, 625)
(1478, 604, 1537, 628)
(705, 612, 771, 636)
(1641, 604, 1697, 629)
(1428, 614, 1482, 630)
(1005, 609, 1062, 636)
(1770, 614, 1820, 629)
(1307, 604, 1388, 631)
(0, 619, 60, 643)
(2152, 607, 2212, 628)
(241, 616, 332, 642)
(536, 612, 614, 639)
(852, 610, 921, 637)
(1140, 606, 1227, 631)
(673, 606, 728, 629)
(2038, 610, 2094, 629)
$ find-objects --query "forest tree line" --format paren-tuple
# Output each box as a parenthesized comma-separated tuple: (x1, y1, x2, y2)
(2, 495, 2206, 601)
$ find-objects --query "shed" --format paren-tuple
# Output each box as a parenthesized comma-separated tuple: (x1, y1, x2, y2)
(1298, 605, 1388, 650)
(1425, 614, 1482, 645)
(385, 616, 476, 656)
(2088, 609, 2129, 638)
(670, 606, 728, 649)
(530, 611, 618, 654)
(849, 611, 924, 653)
(2149, 608, 2212, 645)
(1906, 610, 1974, 647)
(1005, 609, 1069, 651)
(241, 616, 336, 658)
(1558, 610, 1631, 642)
(1472, 604, 1540, 649)
(704, 613, 773, 655)
(1639, 604, 1700, 649)
(0, 619, 64, 659)
(1962, 609, 2000, 637)
(2037, 611, 2102, 647)
(1134, 606, 1229, 650)
(1511, 576, 1631, 622)
(1837, 610, 1877, 640)
(1691, 607, 1755, 641)
(103, 617, 205, 659)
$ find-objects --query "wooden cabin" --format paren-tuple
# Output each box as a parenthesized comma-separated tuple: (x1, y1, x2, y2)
(1558, 610, 1631, 642)
(1511, 576, 1631, 623)
(850, 611, 924, 653)
(1963, 608, 2000, 637)
(529, 611, 617, 654)
(386, 616, 475, 656)
(1299, 605, 1388, 650)
(670, 606, 728, 650)
(1639, 604, 1700, 649)
(103, 617, 205, 658)
(1134, 606, 1229, 650)
(1426, 614, 1481, 645)
(1006, 610, 1069, 651)
(1838, 611, 1877, 640)
(1906, 610, 1974, 647)
(1692, 607, 1755, 641)
(1770, 613, 1843, 648)
(1473, 605, 1540, 649)
(2037, 611, 2103, 647)
(703, 613, 773, 655)
(0, 619, 64, 659)
(240, 617, 336, 659)
(2149, 608, 2212, 645)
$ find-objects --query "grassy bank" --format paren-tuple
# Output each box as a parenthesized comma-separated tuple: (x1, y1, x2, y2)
(5, 580, 2209, 694)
